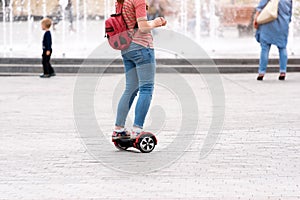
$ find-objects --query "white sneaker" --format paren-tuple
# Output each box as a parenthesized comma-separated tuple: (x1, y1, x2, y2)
(130, 127, 143, 139)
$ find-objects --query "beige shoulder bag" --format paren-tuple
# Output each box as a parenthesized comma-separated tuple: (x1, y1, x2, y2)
(257, 0, 279, 24)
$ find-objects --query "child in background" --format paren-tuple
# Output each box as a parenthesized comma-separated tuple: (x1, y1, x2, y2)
(40, 18, 55, 78)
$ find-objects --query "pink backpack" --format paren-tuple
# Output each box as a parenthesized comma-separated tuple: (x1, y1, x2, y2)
(105, 3, 135, 50)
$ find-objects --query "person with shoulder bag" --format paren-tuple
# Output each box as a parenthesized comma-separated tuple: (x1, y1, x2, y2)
(112, 0, 167, 140)
(253, 0, 292, 81)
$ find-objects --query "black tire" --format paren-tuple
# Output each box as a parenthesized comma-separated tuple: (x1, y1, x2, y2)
(136, 134, 156, 153)
(113, 141, 128, 151)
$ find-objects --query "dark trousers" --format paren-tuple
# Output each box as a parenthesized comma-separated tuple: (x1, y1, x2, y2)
(42, 53, 55, 75)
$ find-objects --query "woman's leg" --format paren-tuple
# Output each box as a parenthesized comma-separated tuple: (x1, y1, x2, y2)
(134, 48, 156, 128)
(278, 46, 288, 73)
(115, 57, 139, 128)
(259, 42, 271, 74)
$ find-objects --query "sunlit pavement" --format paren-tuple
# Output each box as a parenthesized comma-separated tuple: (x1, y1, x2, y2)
(0, 73, 300, 199)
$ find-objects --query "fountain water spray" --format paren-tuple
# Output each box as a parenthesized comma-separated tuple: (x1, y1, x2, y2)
(83, 0, 87, 49)
(180, 0, 187, 35)
(27, 0, 32, 47)
(75, 0, 80, 44)
(2, 0, 6, 56)
(195, 0, 201, 42)
(42, 0, 46, 17)
(9, 0, 13, 54)
(209, 0, 216, 38)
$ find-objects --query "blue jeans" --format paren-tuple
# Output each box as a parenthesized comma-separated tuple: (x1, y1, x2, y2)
(115, 43, 156, 128)
(259, 42, 288, 74)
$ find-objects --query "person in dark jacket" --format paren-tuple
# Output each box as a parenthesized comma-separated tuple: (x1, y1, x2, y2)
(40, 18, 55, 78)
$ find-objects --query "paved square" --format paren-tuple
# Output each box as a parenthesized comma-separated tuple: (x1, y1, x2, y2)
(0, 73, 299, 199)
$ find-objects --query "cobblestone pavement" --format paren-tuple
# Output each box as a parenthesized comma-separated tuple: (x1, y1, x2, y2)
(0, 73, 300, 199)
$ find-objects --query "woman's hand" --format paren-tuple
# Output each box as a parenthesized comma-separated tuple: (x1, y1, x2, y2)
(253, 20, 259, 29)
(253, 11, 260, 29)
(153, 17, 167, 27)
(138, 17, 167, 33)
(159, 17, 167, 26)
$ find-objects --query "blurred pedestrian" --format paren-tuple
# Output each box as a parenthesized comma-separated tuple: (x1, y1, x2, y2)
(147, 0, 165, 20)
(40, 18, 55, 78)
(254, 0, 293, 81)
(65, 1, 75, 31)
(52, 3, 63, 31)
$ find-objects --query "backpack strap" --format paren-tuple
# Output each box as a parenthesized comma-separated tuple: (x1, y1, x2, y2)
(116, 2, 123, 14)
(116, 1, 138, 29)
